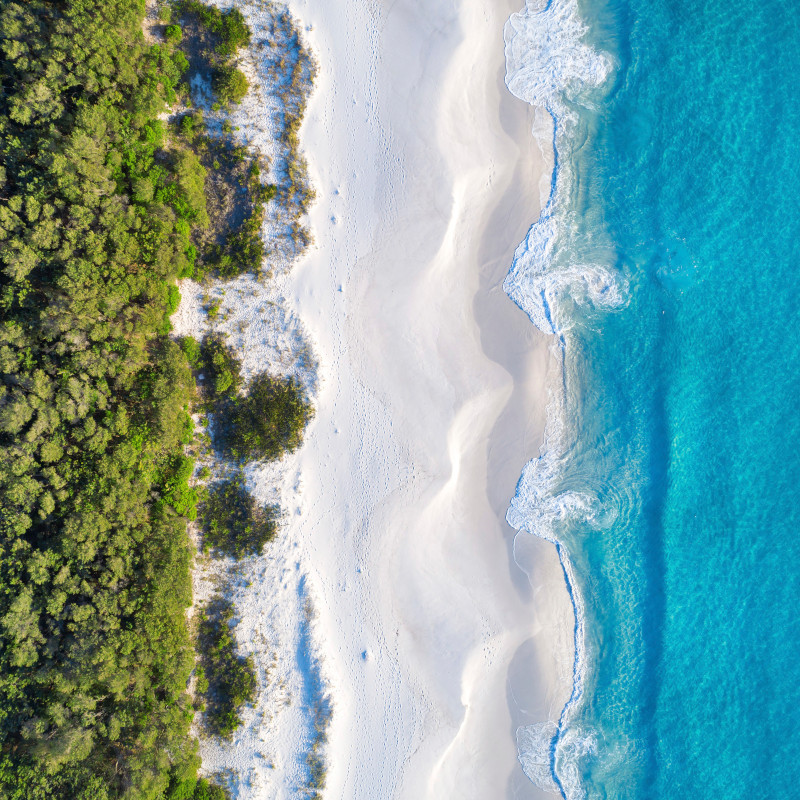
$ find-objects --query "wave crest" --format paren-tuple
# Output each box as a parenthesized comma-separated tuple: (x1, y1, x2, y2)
(503, 212, 626, 337)
(503, 0, 618, 797)
(504, 0, 611, 124)
(503, 0, 623, 337)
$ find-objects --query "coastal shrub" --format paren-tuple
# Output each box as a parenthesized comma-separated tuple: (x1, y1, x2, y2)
(167, 775, 228, 800)
(194, 665, 209, 695)
(165, 23, 183, 44)
(179, 1, 251, 56)
(172, 131, 272, 279)
(199, 476, 279, 557)
(200, 333, 242, 400)
(168, 283, 182, 314)
(213, 64, 250, 106)
(218, 373, 312, 461)
(193, 780, 229, 800)
(207, 297, 222, 318)
(171, 149, 211, 227)
(180, 335, 203, 368)
(163, 454, 199, 519)
(197, 597, 257, 738)
(172, 11, 277, 279)
(197, 144, 273, 278)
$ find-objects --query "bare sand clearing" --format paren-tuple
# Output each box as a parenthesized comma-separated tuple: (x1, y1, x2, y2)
(287, 0, 574, 795)
(174, 0, 575, 795)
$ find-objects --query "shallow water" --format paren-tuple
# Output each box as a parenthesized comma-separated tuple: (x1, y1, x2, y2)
(505, 0, 800, 796)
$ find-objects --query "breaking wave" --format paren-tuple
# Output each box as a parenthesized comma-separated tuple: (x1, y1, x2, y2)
(502, 0, 622, 796)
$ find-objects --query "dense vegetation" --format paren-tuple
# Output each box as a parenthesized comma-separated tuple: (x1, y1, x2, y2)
(0, 1, 209, 797)
(199, 477, 278, 558)
(217, 373, 312, 461)
(196, 597, 256, 738)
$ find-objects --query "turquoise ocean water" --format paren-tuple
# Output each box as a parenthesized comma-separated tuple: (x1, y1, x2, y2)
(503, 0, 800, 797)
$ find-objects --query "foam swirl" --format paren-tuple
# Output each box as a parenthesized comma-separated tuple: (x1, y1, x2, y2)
(503, 0, 624, 338)
(503, 0, 619, 797)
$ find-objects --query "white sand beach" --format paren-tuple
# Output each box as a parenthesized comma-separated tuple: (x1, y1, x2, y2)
(175, 0, 576, 796)
(287, 0, 574, 796)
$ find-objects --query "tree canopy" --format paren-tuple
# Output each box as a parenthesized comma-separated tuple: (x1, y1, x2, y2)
(0, 1, 212, 797)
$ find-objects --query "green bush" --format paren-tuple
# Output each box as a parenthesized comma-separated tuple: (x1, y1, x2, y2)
(167, 775, 227, 800)
(196, 141, 273, 280)
(212, 64, 249, 106)
(197, 598, 257, 738)
(218, 374, 312, 461)
(165, 24, 183, 44)
(179, 2, 250, 56)
(180, 335, 202, 368)
(199, 476, 278, 557)
(163, 454, 198, 519)
(167, 283, 182, 314)
(199, 334, 242, 400)
(194, 779, 228, 800)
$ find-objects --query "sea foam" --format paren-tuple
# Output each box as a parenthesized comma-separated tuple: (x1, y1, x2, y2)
(503, 0, 622, 338)
(503, 0, 618, 797)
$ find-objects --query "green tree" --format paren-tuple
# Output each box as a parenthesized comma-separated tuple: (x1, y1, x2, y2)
(212, 65, 249, 106)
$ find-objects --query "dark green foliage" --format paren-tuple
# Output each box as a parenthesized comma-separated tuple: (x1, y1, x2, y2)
(165, 24, 183, 44)
(0, 1, 232, 797)
(180, 335, 202, 368)
(164, 454, 199, 520)
(199, 476, 278, 558)
(212, 65, 249, 106)
(178, 2, 250, 57)
(197, 598, 256, 738)
(217, 374, 312, 461)
(199, 333, 241, 401)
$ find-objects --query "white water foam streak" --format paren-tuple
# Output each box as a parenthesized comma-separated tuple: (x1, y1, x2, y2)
(509, 346, 603, 800)
(503, 0, 623, 338)
(503, 0, 620, 797)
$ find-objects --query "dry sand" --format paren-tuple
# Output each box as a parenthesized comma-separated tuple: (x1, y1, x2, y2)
(288, 0, 574, 796)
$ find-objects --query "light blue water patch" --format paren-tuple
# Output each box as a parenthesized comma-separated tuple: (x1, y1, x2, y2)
(504, 0, 800, 797)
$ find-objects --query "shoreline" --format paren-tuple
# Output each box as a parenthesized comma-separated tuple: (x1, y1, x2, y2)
(478, 60, 576, 800)
(285, 0, 575, 796)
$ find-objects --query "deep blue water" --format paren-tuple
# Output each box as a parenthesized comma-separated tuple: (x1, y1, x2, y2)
(507, 0, 800, 796)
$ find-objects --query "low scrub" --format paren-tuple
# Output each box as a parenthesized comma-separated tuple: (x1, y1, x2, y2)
(199, 476, 279, 557)
(213, 64, 249, 106)
(199, 334, 242, 402)
(197, 597, 257, 738)
(217, 373, 312, 462)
